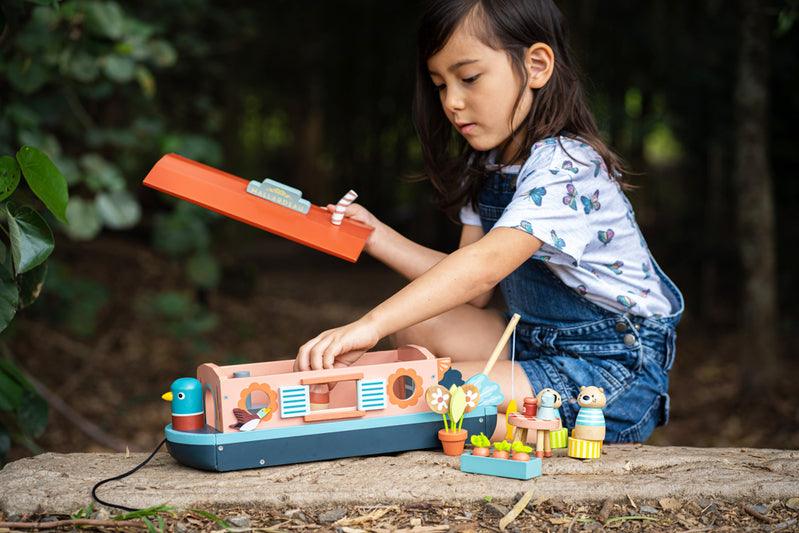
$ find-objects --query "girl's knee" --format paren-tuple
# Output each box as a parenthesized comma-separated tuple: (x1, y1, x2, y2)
(391, 315, 439, 348)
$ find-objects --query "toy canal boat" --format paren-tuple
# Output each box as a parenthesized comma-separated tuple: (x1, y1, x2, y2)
(163, 345, 499, 471)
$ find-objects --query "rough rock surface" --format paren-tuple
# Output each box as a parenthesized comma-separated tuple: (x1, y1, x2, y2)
(1, 445, 797, 515)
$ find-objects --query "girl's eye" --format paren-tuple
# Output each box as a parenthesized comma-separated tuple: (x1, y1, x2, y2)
(463, 74, 480, 84)
(434, 83, 446, 92)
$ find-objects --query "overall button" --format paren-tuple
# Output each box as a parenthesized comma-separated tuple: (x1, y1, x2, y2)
(615, 321, 627, 333)
(623, 333, 636, 346)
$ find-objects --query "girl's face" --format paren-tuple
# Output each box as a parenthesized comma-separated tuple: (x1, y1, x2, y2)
(427, 24, 533, 164)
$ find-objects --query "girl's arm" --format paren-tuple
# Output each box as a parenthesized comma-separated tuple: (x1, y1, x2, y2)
(366, 227, 541, 338)
(340, 203, 493, 307)
(367, 221, 446, 280)
(370, 222, 494, 307)
(294, 227, 542, 371)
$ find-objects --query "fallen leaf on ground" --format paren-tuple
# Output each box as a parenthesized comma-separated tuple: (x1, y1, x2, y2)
(499, 489, 534, 531)
(659, 497, 681, 511)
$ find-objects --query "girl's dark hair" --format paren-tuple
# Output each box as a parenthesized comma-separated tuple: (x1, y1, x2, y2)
(412, 0, 627, 221)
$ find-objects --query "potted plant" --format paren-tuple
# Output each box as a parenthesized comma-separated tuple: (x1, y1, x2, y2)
(425, 384, 479, 456)
(492, 440, 511, 459)
(470, 432, 491, 457)
(511, 441, 533, 462)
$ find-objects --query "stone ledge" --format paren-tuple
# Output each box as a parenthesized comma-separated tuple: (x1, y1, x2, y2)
(1, 445, 797, 516)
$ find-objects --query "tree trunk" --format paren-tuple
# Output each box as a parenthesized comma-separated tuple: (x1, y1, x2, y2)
(734, 0, 779, 392)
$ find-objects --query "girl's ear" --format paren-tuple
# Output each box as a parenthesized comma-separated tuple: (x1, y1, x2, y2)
(525, 42, 555, 90)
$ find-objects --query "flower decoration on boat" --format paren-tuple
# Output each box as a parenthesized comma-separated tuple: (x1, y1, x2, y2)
(462, 384, 480, 412)
(237, 383, 277, 423)
(425, 385, 450, 414)
(387, 368, 423, 408)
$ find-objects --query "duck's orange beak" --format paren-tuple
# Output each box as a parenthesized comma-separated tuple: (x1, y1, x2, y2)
(161, 391, 173, 401)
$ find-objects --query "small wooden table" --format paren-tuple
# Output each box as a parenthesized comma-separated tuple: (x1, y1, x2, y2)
(508, 413, 562, 458)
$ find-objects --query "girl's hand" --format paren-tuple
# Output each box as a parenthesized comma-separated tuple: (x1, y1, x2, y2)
(293, 317, 381, 373)
(325, 202, 383, 254)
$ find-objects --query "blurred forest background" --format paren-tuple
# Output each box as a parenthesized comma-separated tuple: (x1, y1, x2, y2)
(0, 0, 797, 462)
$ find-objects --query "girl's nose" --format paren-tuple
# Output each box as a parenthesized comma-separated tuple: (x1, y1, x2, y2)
(443, 89, 465, 113)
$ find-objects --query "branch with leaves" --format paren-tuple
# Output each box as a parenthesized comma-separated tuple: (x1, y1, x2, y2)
(0, 145, 69, 462)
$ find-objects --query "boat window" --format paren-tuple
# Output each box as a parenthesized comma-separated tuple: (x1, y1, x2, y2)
(387, 368, 423, 408)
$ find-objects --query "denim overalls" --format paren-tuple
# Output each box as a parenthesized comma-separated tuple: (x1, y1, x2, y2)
(477, 171, 685, 443)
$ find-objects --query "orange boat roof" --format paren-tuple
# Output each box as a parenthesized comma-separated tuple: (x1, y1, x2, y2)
(143, 154, 373, 262)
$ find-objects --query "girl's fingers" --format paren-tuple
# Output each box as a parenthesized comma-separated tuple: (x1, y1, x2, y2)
(296, 332, 325, 371)
(310, 335, 336, 370)
(336, 349, 364, 367)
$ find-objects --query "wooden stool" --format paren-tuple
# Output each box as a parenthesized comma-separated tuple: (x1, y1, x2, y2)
(507, 413, 561, 458)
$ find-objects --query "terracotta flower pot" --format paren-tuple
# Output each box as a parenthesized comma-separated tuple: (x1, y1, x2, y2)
(472, 447, 490, 457)
(492, 450, 509, 460)
(512, 452, 531, 462)
(438, 429, 468, 456)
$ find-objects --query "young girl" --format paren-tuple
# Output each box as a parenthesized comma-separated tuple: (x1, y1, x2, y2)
(294, 0, 683, 443)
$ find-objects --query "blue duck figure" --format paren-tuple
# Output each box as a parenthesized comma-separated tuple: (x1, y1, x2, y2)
(162, 377, 204, 431)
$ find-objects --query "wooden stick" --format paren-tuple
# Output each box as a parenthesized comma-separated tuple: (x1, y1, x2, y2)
(481, 313, 521, 376)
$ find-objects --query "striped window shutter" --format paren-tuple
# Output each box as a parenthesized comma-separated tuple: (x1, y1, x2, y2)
(357, 379, 386, 411)
(279, 385, 310, 418)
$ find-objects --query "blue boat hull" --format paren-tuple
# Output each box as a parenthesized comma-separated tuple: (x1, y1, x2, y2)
(165, 407, 497, 471)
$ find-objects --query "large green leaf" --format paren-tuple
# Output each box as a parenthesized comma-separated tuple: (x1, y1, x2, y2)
(0, 156, 21, 201)
(18, 389, 48, 438)
(65, 197, 102, 240)
(0, 365, 24, 411)
(6, 204, 55, 275)
(18, 262, 47, 309)
(80, 153, 124, 192)
(16, 146, 69, 223)
(85, 1, 125, 40)
(96, 189, 140, 229)
(103, 55, 135, 82)
(7, 58, 50, 94)
(0, 265, 19, 333)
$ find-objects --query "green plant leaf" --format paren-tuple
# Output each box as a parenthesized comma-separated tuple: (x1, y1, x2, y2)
(0, 265, 20, 333)
(85, 1, 125, 40)
(103, 55, 135, 82)
(18, 262, 47, 309)
(67, 51, 100, 83)
(0, 424, 10, 462)
(26, 0, 60, 7)
(7, 58, 50, 94)
(65, 197, 102, 241)
(6, 204, 54, 275)
(0, 156, 21, 201)
(17, 389, 48, 438)
(136, 65, 156, 97)
(0, 365, 24, 411)
(186, 252, 220, 289)
(96, 190, 141, 229)
(449, 386, 466, 427)
(80, 153, 125, 192)
(16, 146, 69, 223)
(147, 40, 177, 67)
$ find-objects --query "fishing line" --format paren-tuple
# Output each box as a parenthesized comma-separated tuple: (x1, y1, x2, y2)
(511, 327, 516, 400)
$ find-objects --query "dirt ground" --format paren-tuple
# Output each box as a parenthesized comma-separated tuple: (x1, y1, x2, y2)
(5, 234, 799, 459)
(2, 496, 799, 532)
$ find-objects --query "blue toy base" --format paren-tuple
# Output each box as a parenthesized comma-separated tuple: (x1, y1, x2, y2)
(165, 407, 497, 472)
(459, 451, 542, 480)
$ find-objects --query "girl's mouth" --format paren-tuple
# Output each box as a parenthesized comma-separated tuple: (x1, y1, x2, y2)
(458, 123, 477, 135)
